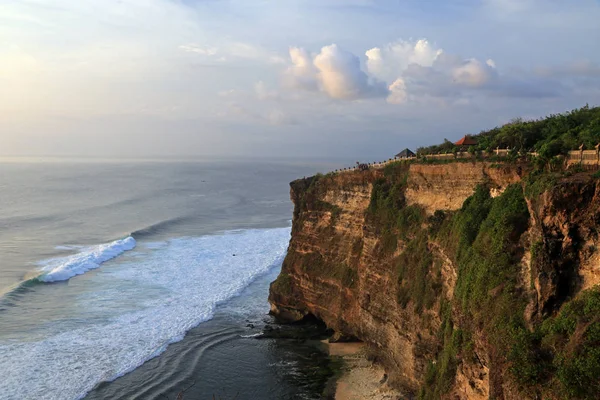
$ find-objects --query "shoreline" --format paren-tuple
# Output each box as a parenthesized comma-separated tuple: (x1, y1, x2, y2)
(322, 341, 403, 400)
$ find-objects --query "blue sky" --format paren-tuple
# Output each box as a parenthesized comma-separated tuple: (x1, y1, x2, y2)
(1, 0, 599, 159)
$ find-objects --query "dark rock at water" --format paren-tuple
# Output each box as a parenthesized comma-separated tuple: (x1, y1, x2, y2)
(258, 317, 332, 341)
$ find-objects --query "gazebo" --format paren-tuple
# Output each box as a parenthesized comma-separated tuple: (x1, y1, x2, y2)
(454, 136, 478, 146)
(395, 148, 416, 159)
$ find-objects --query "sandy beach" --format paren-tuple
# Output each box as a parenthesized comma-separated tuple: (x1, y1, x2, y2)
(323, 341, 403, 400)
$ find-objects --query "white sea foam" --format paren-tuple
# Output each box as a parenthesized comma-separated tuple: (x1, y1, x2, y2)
(0, 227, 290, 400)
(37, 237, 137, 282)
(240, 333, 263, 338)
(54, 245, 84, 251)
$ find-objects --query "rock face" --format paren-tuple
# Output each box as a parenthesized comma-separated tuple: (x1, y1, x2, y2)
(527, 175, 600, 316)
(269, 162, 600, 399)
(405, 163, 523, 214)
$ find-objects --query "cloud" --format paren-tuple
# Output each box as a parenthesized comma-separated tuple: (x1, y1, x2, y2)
(452, 58, 497, 87)
(400, 53, 560, 99)
(387, 78, 408, 104)
(179, 42, 284, 65)
(284, 44, 388, 100)
(364, 39, 561, 101)
(366, 41, 498, 95)
(179, 44, 218, 56)
(314, 44, 388, 100)
(285, 47, 319, 91)
(366, 39, 443, 82)
(282, 39, 542, 104)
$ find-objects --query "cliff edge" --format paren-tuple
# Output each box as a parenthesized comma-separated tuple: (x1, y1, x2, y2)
(269, 162, 600, 399)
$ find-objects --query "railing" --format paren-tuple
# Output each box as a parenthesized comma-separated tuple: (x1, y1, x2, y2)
(567, 150, 600, 165)
(329, 145, 600, 175)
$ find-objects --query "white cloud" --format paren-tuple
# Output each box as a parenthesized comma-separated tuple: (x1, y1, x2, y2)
(284, 44, 388, 100)
(280, 38, 562, 105)
(179, 44, 218, 56)
(387, 78, 408, 104)
(282, 40, 498, 103)
(365, 40, 496, 92)
(314, 44, 388, 100)
(285, 47, 319, 91)
(366, 39, 442, 82)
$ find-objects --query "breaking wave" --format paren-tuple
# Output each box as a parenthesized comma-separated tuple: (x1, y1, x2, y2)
(0, 227, 291, 400)
(37, 237, 137, 283)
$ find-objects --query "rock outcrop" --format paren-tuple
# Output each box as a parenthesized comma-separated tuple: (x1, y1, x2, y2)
(269, 162, 600, 399)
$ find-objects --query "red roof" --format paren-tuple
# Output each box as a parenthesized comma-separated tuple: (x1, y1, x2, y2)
(454, 136, 478, 146)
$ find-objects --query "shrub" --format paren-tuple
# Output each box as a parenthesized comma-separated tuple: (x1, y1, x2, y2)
(541, 288, 600, 398)
(524, 171, 559, 198)
(395, 233, 439, 314)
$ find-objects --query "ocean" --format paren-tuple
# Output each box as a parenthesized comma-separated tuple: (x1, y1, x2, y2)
(0, 158, 336, 400)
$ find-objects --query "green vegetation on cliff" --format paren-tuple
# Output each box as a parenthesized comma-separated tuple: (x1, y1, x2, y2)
(367, 163, 441, 314)
(416, 178, 600, 399)
(272, 159, 600, 399)
(541, 287, 600, 398)
(420, 184, 534, 399)
(418, 105, 600, 158)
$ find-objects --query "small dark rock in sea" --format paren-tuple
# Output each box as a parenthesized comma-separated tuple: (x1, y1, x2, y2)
(246, 323, 255, 329)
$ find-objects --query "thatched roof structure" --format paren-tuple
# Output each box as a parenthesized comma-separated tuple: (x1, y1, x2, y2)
(395, 148, 416, 158)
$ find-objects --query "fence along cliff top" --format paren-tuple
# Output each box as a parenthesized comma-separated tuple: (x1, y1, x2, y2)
(329, 143, 600, 175)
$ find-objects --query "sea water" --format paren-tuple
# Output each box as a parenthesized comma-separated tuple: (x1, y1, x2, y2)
(0, 159, 336, 400)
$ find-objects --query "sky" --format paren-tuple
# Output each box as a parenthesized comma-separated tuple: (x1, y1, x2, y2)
(1, 0, 600, 160)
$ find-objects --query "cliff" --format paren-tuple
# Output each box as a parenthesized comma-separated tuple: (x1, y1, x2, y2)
(269, 161, 600, 399)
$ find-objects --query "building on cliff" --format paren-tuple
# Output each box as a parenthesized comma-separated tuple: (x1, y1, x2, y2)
(395, 148, 416, 159)
(454, 135, 477, 146)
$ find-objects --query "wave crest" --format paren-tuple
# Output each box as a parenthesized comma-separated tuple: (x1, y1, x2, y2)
(38, 237, 136, 283)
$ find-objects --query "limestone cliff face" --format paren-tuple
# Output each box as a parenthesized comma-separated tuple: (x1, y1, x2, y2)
(405, 163, 523, 214)
(269, 162, 600, 399)
(526, 175, 600, 316)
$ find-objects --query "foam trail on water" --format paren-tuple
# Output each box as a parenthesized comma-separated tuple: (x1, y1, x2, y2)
(37, 237, 136, 282)
(0, 227, 290, 400)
